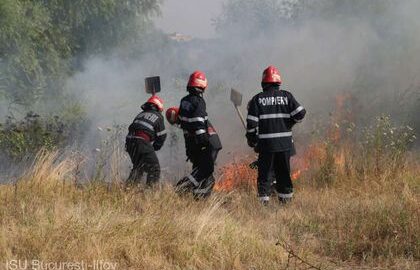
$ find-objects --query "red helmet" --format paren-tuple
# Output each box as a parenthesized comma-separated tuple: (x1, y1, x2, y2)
(165, 107, 179, 125)
(262, 65, 282, 84)
(187, 70, 208, 89)
(146, 95, 164, 112)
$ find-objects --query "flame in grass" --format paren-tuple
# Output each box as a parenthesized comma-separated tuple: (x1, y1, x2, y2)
(215, 92, 354, 192)
(291, 169, 302, 180)
(214, 162, 256, 192)
(215, 127, 346, 192)
(215, 159, 303, 192)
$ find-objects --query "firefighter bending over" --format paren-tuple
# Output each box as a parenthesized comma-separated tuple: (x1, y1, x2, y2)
(246, 66, 306, 204)
(172, 71, 222, 198)
(125, 95, 167, 186)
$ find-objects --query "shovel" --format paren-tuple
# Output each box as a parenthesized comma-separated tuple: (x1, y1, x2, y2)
(145, 76, 161, 95)
(230, 88, 246, 129)
(230, 89, 273, 178)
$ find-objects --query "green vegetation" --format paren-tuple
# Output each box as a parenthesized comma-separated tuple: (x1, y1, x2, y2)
(0, 108, 88, 161)
(0, 0, 161, 108)
(311, 116, 417, 188)
(0, 0, 162, 160)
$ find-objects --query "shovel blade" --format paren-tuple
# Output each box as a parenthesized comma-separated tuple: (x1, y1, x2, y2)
(145, 76, 161, 94)
(230, 88, 243, 106)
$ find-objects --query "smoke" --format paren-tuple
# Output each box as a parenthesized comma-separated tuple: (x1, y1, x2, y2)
(155, 0, 224, 38)
(65, 0, 420, 179)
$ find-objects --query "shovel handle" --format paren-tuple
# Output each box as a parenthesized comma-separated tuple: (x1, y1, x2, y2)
(234, 104, 259, 160)
(234, 105, 247, 129)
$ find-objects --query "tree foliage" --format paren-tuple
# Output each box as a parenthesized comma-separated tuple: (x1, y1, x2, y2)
(0, 109, 88, 160)
(0, 0, 161, 109)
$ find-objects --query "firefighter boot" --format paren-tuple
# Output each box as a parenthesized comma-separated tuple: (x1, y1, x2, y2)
(278, 191, 293, 205)
(193, 175, 215, 199)
(175, 175, 197, 195)
(259, 196, 270, 206)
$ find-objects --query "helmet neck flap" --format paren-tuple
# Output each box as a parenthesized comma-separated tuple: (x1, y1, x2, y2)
(261, 83, 281, 91)
(141, 102, 159, 112)
(187, 86, 204, 96)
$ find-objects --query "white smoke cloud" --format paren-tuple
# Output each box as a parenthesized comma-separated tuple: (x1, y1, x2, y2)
(155, 0, 224, 38)
(66, 0, 420, 180)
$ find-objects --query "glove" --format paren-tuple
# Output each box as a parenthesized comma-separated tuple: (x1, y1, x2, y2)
(247, 139, 257, 148)
(153, 143, 162, 151)
(246, 132, 258, 148)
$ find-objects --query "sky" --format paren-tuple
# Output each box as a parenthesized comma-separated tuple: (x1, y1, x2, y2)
(154, 0, 225, 39)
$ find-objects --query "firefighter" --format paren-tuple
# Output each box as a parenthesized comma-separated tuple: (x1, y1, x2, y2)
(125, 95, 167, 186)
(172, 71, 222, 198)
(246, 66, 306, 204)
(166, 106, 222, 164)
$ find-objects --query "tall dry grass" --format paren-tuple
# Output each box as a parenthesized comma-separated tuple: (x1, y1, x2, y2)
(0, 146, 418, 269)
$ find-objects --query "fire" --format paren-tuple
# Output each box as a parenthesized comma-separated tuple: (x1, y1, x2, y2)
(215, 159, 304, 192)
(214, 162, 256, 192)
(214, 92, 354, 192)
(291, 169, 301, 180)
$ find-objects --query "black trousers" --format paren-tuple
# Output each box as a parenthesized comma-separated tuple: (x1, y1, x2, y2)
(258, 151, 293, 197)
(126, 139, 160, 186)
(177, 142, 218, 197)
(189, 144, 215, 184)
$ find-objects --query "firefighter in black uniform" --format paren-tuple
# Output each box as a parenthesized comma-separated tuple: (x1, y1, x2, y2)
(126, 95, 167, 186)
(172, 71, 222, 198)
(166, 106, 222, 166)
(246, 66, 306, 204)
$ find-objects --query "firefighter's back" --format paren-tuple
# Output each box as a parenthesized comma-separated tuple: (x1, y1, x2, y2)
(249, 88, 298, 152)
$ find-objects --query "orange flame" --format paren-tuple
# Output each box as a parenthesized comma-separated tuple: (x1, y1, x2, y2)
(214, 162, 256, 192)
(215, 92, 354, 192)
(291, 169, 301, 180)
(215, 160, 304, 192)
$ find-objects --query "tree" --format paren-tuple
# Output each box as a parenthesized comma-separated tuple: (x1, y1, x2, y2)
(0, 0, 161, 110)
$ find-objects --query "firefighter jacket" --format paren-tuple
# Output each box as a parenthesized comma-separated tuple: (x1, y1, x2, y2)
(126, 107, 167, 151)
(179, 90, 209, 146)
(180, 118, 222, 162)
(246, 85, 306, 152)
(175, 120, 222, 150)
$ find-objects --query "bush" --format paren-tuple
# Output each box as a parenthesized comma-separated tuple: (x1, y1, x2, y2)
(358, 115, 416, 177)
(0, 109, 87, 161)
(308, 115, 416, 187)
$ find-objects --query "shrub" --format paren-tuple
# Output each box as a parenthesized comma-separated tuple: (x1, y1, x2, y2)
(358, 115, 416, 177)
(0, 109, 87, 161)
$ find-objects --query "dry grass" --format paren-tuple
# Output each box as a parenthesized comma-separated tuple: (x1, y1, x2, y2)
(0, 149, 419, 270)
